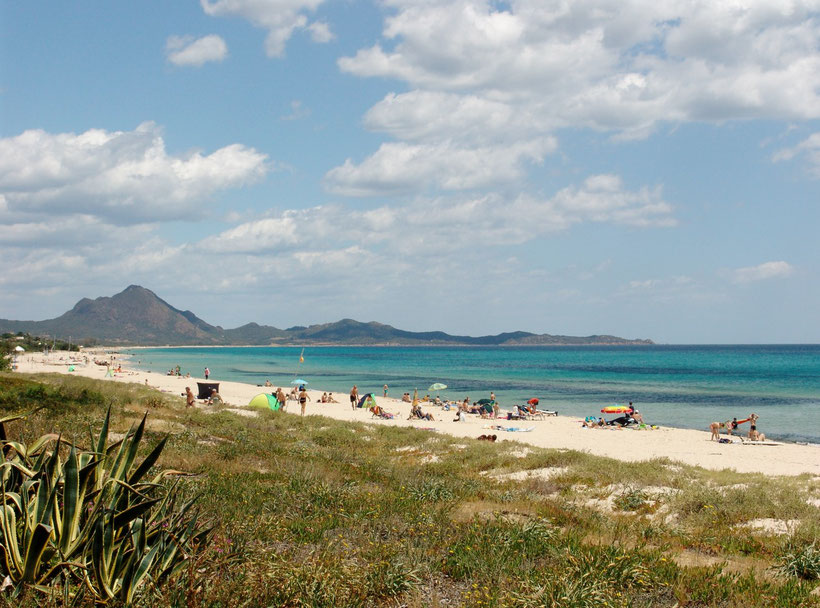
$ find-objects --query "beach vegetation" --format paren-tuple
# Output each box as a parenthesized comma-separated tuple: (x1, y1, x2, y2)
(1, 371, 819, 607)
(0, 402, 209, 606)
(776, 541, 820, 580)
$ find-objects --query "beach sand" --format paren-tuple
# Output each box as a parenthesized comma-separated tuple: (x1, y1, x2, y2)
(12, 351, 820, 477)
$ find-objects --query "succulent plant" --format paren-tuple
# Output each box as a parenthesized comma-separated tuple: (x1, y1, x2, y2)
(0, 407, 209, 604)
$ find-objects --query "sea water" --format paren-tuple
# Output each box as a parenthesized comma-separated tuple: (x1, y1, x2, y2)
(125, 345, 820, 444)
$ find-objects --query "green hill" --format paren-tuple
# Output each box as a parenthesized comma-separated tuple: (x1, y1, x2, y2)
(0, 286, 653, 346)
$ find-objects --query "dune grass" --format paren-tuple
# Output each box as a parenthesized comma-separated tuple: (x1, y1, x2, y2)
(1, 372, 819, 607)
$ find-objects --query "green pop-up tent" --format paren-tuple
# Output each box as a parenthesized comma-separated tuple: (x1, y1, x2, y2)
(249, 393, 280, 411)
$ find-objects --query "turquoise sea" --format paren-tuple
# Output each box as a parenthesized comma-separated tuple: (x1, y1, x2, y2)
(125, 345, 820, 444)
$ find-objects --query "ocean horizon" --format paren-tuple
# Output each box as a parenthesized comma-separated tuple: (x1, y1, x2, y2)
(125, 344, 820, 444)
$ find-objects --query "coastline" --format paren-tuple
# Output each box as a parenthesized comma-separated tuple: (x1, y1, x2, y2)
(11, 349, 820, 477)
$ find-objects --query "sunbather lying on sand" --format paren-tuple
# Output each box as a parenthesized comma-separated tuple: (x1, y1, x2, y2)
(409, 403, 435, 421)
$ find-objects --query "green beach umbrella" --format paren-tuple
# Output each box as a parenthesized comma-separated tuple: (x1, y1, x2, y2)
(428, 383, 447, 391)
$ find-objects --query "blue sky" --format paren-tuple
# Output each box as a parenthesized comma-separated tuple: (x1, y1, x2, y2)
(1, 0, 819, 343)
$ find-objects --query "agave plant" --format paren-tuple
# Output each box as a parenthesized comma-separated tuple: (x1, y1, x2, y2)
(0, 407, 209, 604)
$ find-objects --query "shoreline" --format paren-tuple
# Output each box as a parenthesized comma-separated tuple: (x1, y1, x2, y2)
(10, 350, 820, 477)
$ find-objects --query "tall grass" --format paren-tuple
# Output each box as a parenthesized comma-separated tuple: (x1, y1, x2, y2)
(1, 372, 819, 607)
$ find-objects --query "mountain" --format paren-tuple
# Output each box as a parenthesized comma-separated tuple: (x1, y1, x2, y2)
(0, 286, 226, 346)
(0, 286, 654, 346)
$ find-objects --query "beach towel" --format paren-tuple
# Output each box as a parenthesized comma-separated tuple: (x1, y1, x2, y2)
(487, 425, 534, 433)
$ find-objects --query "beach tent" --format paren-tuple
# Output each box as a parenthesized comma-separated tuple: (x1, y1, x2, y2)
(476, 398, 494, 406)
(249, 393, 280, 411)
(357, 393, 377, 409)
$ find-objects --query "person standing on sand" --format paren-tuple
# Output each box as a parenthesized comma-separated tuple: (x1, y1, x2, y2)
(204, 367, 210, 380)
(383, 384, 389, 398)
(299, 388, 310, 416)
(185, 387, 195, 408)
(350, 385, 358, 410)
(276, 387, 287, 411)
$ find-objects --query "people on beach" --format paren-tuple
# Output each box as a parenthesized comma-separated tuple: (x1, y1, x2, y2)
(350, 385, 358, 410)
(490, 391, 496, 402)
(321, 392, 328, 403)
(204, 367, 209, 380)
(402, 392, 411, 402)
(709, 421, 724, 441)
(383, 384, 388, 397)
(264, 379, 272, 387)
(409, 403, 434, 421)
(299, 387, 310, 416)
(185, 386, 195, 408)
(328, 392, 338, 403)
(275, 387, 287, 411)
(748, 424, 766, 442)
(207, 388, 223, 405)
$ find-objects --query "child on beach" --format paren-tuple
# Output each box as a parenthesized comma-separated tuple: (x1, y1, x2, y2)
(185, 387, 195, 408)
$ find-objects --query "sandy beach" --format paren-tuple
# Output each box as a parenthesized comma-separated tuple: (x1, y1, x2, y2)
(12, 350, 820, 477)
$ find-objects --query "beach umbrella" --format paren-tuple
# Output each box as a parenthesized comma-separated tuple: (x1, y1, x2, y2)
(291, 378, 308, 386)
(428, 382, 447, 391)
(601, 405, 630, 414)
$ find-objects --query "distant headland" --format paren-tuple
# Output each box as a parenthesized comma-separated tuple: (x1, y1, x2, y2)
(0, 285, 654, 347)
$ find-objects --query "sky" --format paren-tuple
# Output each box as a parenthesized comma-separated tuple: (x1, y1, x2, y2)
(1, 0, 819, 344)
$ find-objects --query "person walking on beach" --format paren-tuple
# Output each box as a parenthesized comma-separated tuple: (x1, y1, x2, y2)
(276, 387, 286, 411)
(204, 367, 210, 380)
(185, 386, 195, 408)
(350, 385, 358, 410)
(490, 391, 496, 402)
(299, 388, 310, 416)
(383, 384, 389, 398)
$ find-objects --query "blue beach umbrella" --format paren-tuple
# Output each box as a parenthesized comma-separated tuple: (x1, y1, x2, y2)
(291, 378, 308, 386)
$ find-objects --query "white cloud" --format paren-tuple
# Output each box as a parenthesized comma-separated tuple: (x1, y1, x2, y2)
(773, 132, 820, 175)
(166, 34, 228, 66)
(324, 138, 556, 196)
(331, 0, 820, 197)
(0, 122, 269, 224)
(732, 261, 795, 283)
(307, 21, 334, 43)
(341, 0, 820, 126)
(200, 0, 327, 57)
(281, 99, 311, 121)
(211, 174, 673, 263)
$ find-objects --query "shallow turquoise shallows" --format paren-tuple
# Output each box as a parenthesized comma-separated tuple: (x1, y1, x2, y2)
(126, 345, 820, 444)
